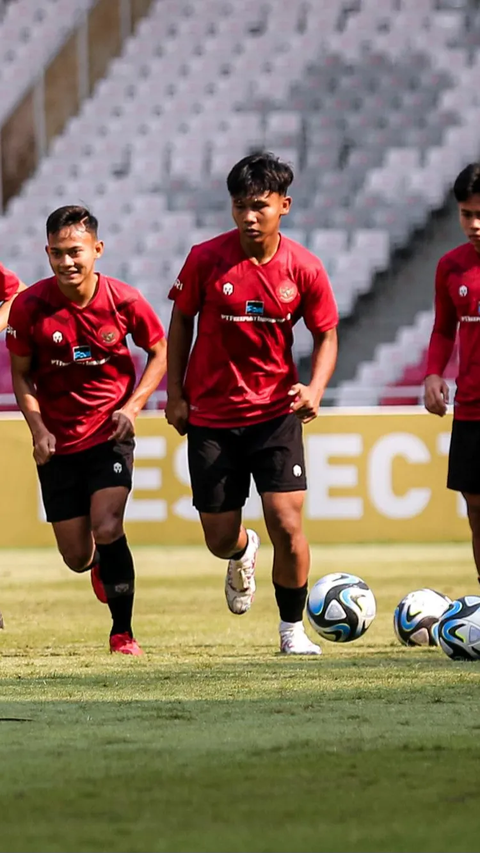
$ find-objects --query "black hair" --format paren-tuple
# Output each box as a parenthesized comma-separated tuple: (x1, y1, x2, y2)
(453, 163, 480, 202)
(46, 205, 98, 236)
(227, 151, 294, 198)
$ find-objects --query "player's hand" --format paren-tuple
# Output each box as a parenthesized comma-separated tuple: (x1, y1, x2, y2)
(165, 396, 189, 435)
(110, 409, 135, 441)
(424, 374, 449, 417)
(33, 430, 56, 465)
(288, 383, 322, 423)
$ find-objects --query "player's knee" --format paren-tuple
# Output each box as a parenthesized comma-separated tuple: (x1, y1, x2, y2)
(91, 516, 124, 545)
(268, 514, 304, 554)
(204, 529, 240, 559)
(62, 549, 93, 573)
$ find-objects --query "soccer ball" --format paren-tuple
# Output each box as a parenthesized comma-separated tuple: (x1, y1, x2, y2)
(437, 595, 480, 661)
(306, 572, 376, 642)
(393, 588, 452, 647)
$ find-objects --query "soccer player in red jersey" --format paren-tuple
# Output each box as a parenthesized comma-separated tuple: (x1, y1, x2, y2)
(0, 263, 26, 629)
(0, 262, 26, 330)
(166, 152, 338, 654)
(7, 206, 166, 655)
(425, 163, 480, 584)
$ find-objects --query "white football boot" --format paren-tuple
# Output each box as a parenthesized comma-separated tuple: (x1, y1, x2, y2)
(279, 621, 322, 655)
(224, 529, 259, 615)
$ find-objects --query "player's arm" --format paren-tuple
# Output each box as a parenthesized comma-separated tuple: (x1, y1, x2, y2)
(165, 306, 194, 436)
(165, 249, 203, 436)
(0, 262, 27, 331)
(111, 337, 167, 441)
(290, 261, 339, 423)
(10, 353, 56, 464)
(289, 327, 338, 423)
(424, 260, 457, 417)
(0, 277, 27, 333)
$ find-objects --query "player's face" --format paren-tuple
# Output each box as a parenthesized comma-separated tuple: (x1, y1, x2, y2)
(46, 226, 104, 287)
(458, 195, 480, 252)
(231, 192, 291, 241)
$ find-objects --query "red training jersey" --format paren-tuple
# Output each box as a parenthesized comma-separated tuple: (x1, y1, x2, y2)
(7, 274, 165, 453)
(168, 229, 338, 428)
(426, 242, 480, 419)
(0, 261, 21, 302)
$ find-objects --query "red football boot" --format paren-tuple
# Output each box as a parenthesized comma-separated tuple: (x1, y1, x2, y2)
(109, 632, 143, 656)
(90, 562, 108, 604)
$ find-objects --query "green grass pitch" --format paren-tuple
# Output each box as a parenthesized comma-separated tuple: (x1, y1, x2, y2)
(0, 542, 479, 853)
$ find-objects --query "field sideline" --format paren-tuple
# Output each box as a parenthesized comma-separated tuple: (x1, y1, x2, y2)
(0, 542, 479, 853)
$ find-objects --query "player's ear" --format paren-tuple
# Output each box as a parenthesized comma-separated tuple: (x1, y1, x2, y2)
(281, 196, 292, 216)
(94, 240, 104, 259)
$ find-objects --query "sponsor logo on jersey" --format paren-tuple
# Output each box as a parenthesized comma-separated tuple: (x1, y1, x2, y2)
(73, 345, 93, 362)
(52, 331, 63, 343)
(223, 282, 234, 295)
(113, 462, 123, 473)
(459, 285, 468, 297)
(221, 314, 288, 324)
(51, 356, 110, 367)
(277, 283, 298, 303)
(293, 465, 302, 477)
(245, 300, 264, 316)
(99, 325, 120, 346)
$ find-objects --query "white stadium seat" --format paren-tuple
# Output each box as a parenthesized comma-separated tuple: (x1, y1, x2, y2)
(0, 0, 477, 357)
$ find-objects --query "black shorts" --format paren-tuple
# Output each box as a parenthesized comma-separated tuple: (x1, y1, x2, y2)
(447, 419, 480, 494)
(187, 413, 307, 513)
(37, 439, 134, 523)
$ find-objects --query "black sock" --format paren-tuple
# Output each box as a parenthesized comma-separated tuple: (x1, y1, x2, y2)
(96, 536, 135, 637)
(274, 582, 308, 623)
(231, 534, 249, 561)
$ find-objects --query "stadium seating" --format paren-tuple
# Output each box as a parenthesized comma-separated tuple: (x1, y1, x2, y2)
(378, 343, 459, 406)
(335, 309, 460, 406)
(0, 0, 97, 127)
(0, 0, 478, 389)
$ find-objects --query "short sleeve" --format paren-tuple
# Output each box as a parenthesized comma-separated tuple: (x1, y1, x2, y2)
(5, 293, 33, 356)
(0, 262, 21, 302)
(167, 247, 203, 316)
(431, 256, 457, 337)
(301, 262, 339, 333)
(425, 255, 457, 376)
(127, 292, 165, 350)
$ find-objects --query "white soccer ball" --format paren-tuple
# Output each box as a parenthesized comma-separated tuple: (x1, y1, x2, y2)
(306, 572, 376, 642)
(438, 595, 480, 660)
(393, 588, 452, 647)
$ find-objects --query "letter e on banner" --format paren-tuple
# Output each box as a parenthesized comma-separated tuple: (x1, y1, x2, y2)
(306, 434, 363, 519)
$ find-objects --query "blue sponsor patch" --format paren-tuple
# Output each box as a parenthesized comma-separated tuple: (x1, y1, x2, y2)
(73, 345, 92, 362)
(246, 300, 264, 316)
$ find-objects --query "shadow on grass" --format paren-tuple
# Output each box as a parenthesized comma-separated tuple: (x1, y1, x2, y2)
(0, 693, 478, 853)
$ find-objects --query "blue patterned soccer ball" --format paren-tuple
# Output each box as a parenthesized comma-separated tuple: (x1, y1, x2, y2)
(306, 572, 376, 642)
(438, 595, 480, 660)
(393, 588, 452, 647)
